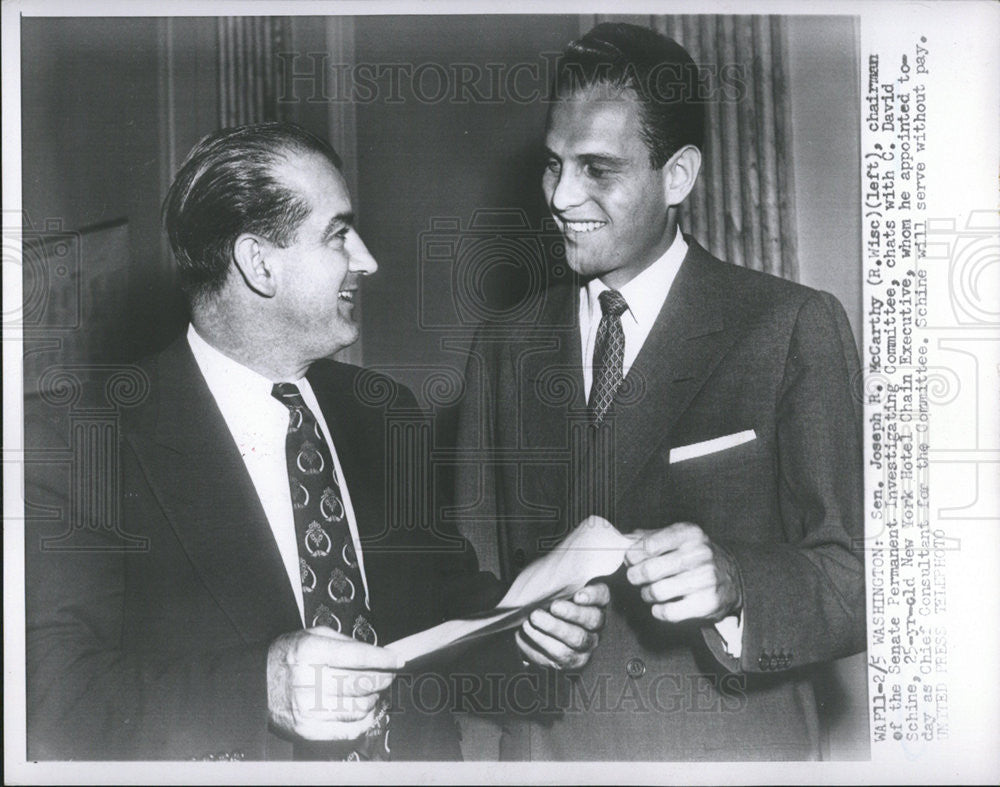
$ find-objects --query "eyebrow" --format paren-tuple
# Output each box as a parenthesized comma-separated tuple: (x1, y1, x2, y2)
(544, 147, 629, 168)
(578, 153, 629, 168)
(321, 212, 355, 241)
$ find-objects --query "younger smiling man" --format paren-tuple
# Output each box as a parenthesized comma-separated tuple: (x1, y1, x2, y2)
(456, 23, 865, 760)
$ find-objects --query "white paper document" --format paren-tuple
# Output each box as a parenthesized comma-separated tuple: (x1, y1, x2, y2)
(387, 516, 637, 668)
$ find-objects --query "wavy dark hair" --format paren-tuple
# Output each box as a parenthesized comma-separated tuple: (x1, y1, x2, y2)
(553, 23, 706, 168)
(162, 122, 342, 302)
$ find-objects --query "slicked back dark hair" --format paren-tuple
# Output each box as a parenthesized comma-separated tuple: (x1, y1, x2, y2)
(553, 23, 705, 169)
(162, 121, 343, 302)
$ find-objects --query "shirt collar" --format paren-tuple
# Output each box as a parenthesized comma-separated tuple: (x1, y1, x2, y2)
(187, 323, 281, 404)
(583, 227, 688, 329)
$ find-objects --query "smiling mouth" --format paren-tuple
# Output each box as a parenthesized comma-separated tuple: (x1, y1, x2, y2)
(560, 219, 607, 234)
(338, 289, 356, 304)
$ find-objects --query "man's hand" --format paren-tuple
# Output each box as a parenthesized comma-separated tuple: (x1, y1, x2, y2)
(624, 523, 742, 623)
(267, 626, 401, 742)
(516, 583, 610, 670)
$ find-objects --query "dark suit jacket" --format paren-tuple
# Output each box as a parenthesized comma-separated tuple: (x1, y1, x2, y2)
(25, 337, 500, 760)
(453, 238, 866, 760)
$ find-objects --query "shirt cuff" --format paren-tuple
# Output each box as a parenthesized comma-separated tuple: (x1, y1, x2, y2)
(714, 612, 744, 658)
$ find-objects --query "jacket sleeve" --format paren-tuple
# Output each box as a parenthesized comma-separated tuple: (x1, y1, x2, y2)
(704, 291, 867, 673)
(431, 331, 552, 685)
(448, 326, 510, 584)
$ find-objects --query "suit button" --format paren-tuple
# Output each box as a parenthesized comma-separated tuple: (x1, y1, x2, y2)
(758, 653, 769, 670)
(626, 657, 646, 678)
(512, 548, 527, 570)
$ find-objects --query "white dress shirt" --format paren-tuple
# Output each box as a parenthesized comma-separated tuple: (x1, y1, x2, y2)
(187, 324, 371, 625)
(579, 228, 688, 395)
(578, 230, 744, 658)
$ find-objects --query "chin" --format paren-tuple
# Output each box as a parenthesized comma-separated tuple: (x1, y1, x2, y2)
(563, 253, 590, 274)
(336, 326, 361, 347)
(321, 341, 355, 360)
(563, 244, 603, 271)
(567, 259, 609, 280)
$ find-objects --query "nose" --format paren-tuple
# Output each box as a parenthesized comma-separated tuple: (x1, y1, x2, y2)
(547, 166, 587, 215)
(346, 229, 378, 276)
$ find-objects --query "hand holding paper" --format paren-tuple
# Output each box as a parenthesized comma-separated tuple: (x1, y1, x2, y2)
(516, 583, 611, 670)
(625, 522, 742, 623)
(387, 516, 636, 668)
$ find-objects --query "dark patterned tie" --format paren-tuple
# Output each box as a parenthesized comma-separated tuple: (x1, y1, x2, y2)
(271, 382, 390, 761)
(588, 289, 629, 425)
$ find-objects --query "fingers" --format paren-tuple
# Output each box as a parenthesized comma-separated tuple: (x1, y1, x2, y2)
(548, 597, 606, 632)
(290, 676, 380, 721)
(286, 662, 395, 697)
(531, 608, 598, 651)
(572, 582, 611, 608)
(624, 522, 704, 566)
(625, 540, 713, 586)
(523, 609, 598, 662)
(515, 629, 560, 670)
(294, 628, 402, 672)
(517, 620, 591, 671)
(623, 523, 741, 624)
(516, 583, 610, 669)
(308, 625, 351, 639)
(639, 564, 717, 604)
(293, 704, 382, 742)
(649, 587, 722, 623)
(269, 630, 398, 741)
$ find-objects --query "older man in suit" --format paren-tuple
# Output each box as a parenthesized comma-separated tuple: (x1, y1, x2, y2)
(24, 122, 609, 760)
(454, 23, 865, 760)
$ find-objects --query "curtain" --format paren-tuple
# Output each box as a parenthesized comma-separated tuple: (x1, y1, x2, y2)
(587, 15, 799, 281)
(217, 17, 291, 127)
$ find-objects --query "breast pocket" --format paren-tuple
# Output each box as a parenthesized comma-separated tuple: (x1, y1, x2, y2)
(662, 428, 774, 537)
(669, 429, 756, 464)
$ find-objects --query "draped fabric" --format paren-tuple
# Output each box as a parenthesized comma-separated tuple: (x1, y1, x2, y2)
(217, 17, 290, 126)
(588, 15, 799, 281)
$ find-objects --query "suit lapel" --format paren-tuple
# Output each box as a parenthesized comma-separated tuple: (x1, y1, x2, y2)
(306, 364, 411, 634)
(127, 339, 300, 644)
(518, 248, 745, 526)
(611, 240, 743, 500)
(306, 366, 384, 547)
(520, 282, 588, 511)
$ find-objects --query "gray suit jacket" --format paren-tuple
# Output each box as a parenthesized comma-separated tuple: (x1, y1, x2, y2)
(453, 238, 865, 760)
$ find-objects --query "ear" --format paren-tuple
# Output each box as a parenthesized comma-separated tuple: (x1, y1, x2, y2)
(662, 145, 702, 207)
(232, 233, 277, 298)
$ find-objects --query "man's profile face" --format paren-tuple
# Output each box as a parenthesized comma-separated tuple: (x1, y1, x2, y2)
(265, 150, 378, 361)
(542, 89, 675, 289)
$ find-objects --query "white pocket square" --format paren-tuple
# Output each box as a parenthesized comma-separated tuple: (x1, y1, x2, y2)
(669, 429, 756, 464)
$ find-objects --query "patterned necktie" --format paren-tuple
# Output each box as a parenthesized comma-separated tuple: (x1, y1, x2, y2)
(271, 382, 389, 761)
(588, 289, 629, 425)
